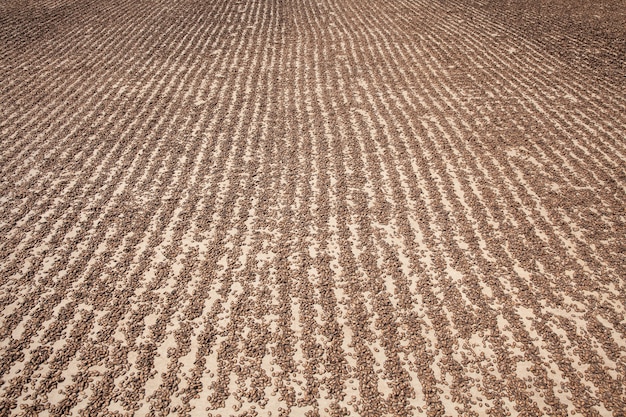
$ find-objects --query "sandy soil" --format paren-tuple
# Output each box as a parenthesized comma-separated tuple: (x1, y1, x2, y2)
(1, 0, 625, 416)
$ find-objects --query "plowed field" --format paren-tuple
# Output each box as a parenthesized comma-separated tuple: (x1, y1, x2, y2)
(1, 0, 625, 415)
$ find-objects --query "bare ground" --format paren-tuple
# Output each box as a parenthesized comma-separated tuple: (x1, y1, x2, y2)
(1, 0, 625, 416)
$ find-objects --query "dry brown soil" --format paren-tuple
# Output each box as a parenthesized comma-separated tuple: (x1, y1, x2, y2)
(1, 0, 625, 416)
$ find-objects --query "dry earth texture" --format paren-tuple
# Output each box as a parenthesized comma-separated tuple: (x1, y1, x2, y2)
(1, 0, 625, 415)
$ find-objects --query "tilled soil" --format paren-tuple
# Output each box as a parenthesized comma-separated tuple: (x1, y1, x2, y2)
(1, 0, 625, 415)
